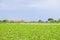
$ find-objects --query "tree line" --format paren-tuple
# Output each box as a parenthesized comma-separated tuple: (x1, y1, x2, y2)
(0, 18, 60, 23)
(38, 18, 60, 23)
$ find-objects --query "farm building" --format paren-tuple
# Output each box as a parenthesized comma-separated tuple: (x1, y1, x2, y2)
(9, 19, 24, 23)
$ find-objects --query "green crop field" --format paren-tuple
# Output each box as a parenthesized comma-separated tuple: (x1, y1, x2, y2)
(0, 23, 60, 40)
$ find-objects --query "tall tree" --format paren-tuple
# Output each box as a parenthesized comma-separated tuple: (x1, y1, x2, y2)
(57, 19, 60, 23)
(38, 19, 44, 23)
(2, 19, 8, 23)
(48, 18, 56, 23)
(48, 18, 54, 21)
(0, 20, 2, 23)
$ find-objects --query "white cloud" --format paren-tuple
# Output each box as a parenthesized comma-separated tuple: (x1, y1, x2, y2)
(0, 0, 46, 8)
(0, 0, 60, 10)
(31, 0, 60, 9)
(31, 1, 48, 9)
(0, 0, 32, 9)
(48, 0, 60, 9)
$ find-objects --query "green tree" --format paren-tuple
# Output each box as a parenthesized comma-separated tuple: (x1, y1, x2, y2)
(49, 20, 56, 23)
(48, 18, 56, 23)
(0, 20, 2, 23)
(57, 19, 60, 23)
(2, 19, 8, 23)
(45, 21, 48, 23)
(38, 19, 44, 23)
(48, 18, 54, 21)
(29, 21, 37, 23)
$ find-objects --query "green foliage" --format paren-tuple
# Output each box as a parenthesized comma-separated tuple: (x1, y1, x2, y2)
(2, 19, 8, 23)
(48, 18, 54, 21)
(48, 18, 57, 23)
(45, 21, 48, 23)
(38, 19, 44, 23)
(49, 20, 56, 23)
(29, 21, 37, 23)
(0, 18, 60, 23)
(0, 20, 2, 22)
(57, 19, 60, 23)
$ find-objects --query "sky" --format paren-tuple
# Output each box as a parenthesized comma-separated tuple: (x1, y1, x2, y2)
(0, 0, 60, 21)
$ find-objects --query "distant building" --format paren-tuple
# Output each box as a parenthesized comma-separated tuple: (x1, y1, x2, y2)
(9, 19, 24, 23)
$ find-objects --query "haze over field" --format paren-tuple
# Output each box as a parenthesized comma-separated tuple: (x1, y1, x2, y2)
(0, 0, 60, 21)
